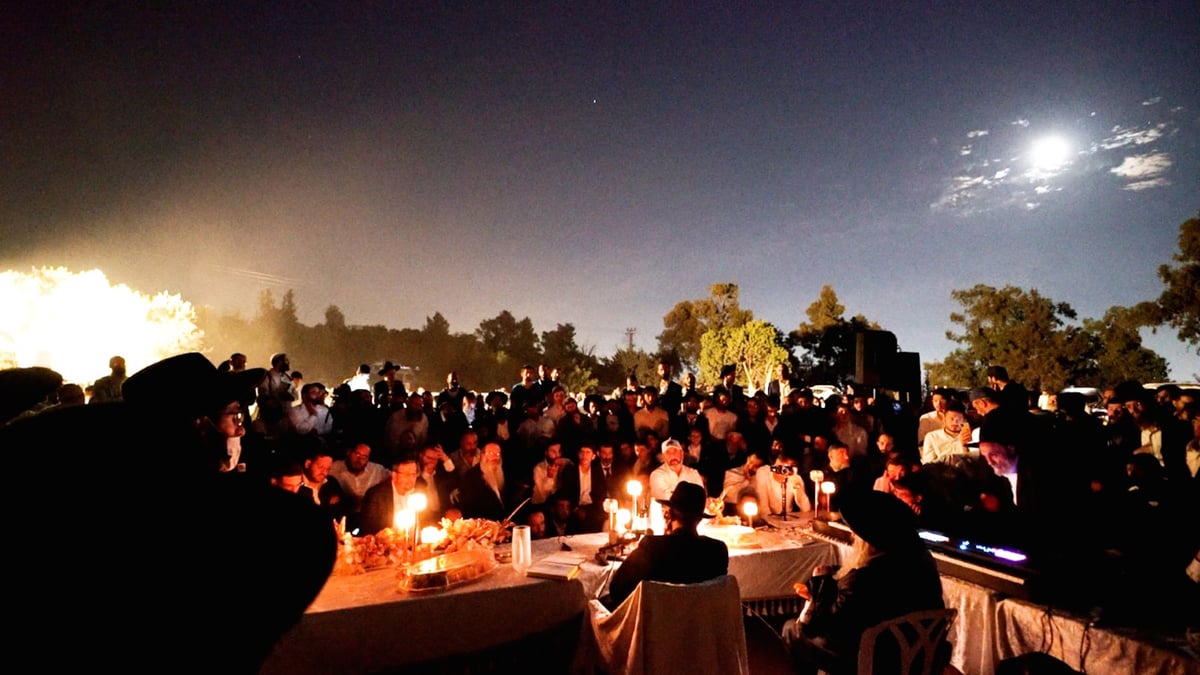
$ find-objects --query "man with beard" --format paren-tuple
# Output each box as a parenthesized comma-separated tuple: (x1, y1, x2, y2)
(460, 441, 527, 522)
(649, 438, 706, 502)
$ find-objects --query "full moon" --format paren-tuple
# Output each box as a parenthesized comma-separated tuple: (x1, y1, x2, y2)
(1029, 136, 1070, 170)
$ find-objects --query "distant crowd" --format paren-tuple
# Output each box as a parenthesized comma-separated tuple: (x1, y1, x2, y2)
(9, 354, 1200, 583)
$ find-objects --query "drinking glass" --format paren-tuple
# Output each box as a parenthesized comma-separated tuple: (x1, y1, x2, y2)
(511, 525, 532, 574)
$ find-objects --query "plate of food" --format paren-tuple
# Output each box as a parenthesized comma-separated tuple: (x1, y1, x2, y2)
(397, 546, 498, 593)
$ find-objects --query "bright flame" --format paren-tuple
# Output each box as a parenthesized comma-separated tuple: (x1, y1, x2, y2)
(0, 267, 202, 386)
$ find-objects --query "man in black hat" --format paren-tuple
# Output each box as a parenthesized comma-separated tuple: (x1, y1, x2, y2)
(374, 361, 407, 409)
(782, 490, 945, 674)
(712, 363, 746, 413)
(0, 352, 336, 673)
(606, 481, 729, 608)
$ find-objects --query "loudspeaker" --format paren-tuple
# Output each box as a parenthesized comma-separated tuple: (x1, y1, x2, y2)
(855, 330, 897, 387)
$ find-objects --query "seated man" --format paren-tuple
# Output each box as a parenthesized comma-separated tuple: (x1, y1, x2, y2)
(606, 482, 729, 608)
(920, 400, 970, 465)
(783, 491, 947, 675)
(359, 455, 429, 534)
(755, 452, 812, 516)
(649, 437, 706, 501)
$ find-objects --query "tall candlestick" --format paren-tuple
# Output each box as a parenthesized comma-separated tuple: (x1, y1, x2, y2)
(625, 479, 643, 531)
(809, 470, 824, 519)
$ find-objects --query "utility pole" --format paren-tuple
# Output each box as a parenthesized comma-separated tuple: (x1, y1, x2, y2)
(625, 327, 636, 351)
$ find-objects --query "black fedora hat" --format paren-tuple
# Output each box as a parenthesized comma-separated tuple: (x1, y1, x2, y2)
(123, 353, 265, 421)
(655, 482, 714, 519)
(838, 490, 920, 551)
(378, 361, 399, 375)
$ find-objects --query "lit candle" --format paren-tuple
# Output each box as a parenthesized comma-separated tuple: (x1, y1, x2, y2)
(649, 500, 666, 535)
(603, 498, 620, 542)
(617, 508, 632, 533)
(626, 479, 643, 530)
(809, 471, 824, 518)
(820, 480, 837, 513)
(408, 493, 428, 551)
(742, 500, 758, 527)
(396, 508, 416, 556)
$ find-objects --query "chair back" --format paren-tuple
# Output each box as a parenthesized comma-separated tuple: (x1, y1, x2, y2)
(588, 574, 749, 675)
(856, 607, 958, 675)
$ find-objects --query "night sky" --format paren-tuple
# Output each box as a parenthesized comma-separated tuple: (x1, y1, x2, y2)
(4, 2, 1198, 377)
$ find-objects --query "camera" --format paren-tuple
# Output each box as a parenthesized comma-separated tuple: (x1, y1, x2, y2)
(771, 464, 800, 476)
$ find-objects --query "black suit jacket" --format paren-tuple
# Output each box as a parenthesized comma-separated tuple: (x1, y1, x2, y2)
(556, 460, 608, 508)
(459, 464, 527, 522)
(608, 530, 729, 607)
(795, 547, 945, 671)
(358, 478, 439, 535)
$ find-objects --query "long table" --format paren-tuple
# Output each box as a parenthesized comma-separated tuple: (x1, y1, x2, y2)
(994, 597, 1200, 675)
(260, 526, 839, 675)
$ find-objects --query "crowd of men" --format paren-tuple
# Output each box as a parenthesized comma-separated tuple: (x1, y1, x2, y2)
(5, 352, 1197, 626)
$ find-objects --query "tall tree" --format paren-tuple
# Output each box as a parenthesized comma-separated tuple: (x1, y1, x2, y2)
(698, 320, 790, 393)
(1081, 306, 1169, 387)
(790, 285, 879, 387)
(1153, 214, 1200, 354)
(475, 311, 541, 366)
(657, 283, 753, 370)
(925, 285, 1090, 393)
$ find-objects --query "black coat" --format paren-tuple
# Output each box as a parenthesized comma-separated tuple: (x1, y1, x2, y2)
(792, 546, 945, 672)
(608, 529, 729, 607)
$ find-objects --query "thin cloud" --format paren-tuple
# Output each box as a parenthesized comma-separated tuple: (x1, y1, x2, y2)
(1123, 178, 1171, 191)
(1110, 152, 1172, 180)
(967, 130, 989, 138)
(1142, 96, 1162, 106)
(1095, 124, 1166, 151)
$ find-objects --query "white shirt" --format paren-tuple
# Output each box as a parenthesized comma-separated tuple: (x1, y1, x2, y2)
(754, 465, 811, 515)
(286, 403, 333, 437)
(648, 463, 704, 501)
(704, 408, 738, 441)
(577, 468, 594, 507)
(329, 460, 390, 500)
(920, 429, 965, 464)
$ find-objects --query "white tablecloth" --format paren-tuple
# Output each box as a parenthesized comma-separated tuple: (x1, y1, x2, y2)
(995, 597, 1200, 675)
(261, 528, 839, 675)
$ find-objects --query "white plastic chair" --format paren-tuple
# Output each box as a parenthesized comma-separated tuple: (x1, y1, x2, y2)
(853, 607, 958, 675)
(587, 574, 749, 675)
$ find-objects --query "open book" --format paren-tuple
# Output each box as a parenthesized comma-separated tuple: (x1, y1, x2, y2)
(525, 551, 589, 581)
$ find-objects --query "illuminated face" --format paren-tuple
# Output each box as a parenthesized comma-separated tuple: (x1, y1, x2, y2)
(885, 462, 908, 481)
(276, 474, 303, 493)
(528, 511, 546, 538)
(664, 444, 684, 467)
(306, 455, 334, 483)
(578, 446, 595, 466)
(931, 394, 947, 413)
(828, 447, 850, 470)
(598, 445, 614, 465)
(346, 444, 371, 470)
(893, 485, 919, 511)
(390, 461, 419, 493)
(460, 432, 479, 454)
(876, 434, 895, 453)
(943, 411, 965, 434)
(978, 441, 1017, 475)
(421, 448, 440, 472)
(544, 443, 562, 464)
(214, 403, 246, 439)
(481, 443, 503, 467)
(688, 429, 703, 445)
